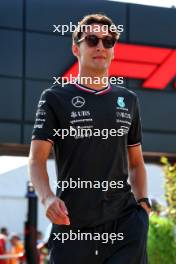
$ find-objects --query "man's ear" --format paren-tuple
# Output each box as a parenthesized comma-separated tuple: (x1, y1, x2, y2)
(72, 43, 80, 58)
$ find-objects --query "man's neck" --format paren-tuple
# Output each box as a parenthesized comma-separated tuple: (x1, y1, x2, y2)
(77, 70, 109, 90)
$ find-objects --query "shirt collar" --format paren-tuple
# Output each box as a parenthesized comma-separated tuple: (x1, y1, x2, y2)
(74, 82, 112, 95)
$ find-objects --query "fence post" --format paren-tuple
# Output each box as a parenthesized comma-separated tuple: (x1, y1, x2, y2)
(24, 181, 38, 264)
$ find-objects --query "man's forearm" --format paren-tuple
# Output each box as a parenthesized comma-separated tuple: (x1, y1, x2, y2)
(28, 159, 54, 204)
(129, 164, 148, 200)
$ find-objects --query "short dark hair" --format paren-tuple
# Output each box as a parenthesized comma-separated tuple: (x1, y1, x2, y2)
(0, 227, 8, 235)
(72, 13, 120, 43)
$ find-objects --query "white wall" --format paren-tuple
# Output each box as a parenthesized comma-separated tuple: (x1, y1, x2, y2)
(0, 157, 56, 238)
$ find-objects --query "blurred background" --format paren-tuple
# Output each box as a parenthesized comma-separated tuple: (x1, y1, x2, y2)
(0, 0, 176, 263)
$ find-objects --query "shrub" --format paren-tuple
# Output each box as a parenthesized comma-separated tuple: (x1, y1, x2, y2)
(148, 214, 176, 264)
(161, 156, 176, 224)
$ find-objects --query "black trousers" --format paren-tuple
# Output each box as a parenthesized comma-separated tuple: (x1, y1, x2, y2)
(49, 205, 149, 264)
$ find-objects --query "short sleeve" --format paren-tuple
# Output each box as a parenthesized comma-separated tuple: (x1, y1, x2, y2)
(128, 95, 142, 147)
(31, 89, 58, 144)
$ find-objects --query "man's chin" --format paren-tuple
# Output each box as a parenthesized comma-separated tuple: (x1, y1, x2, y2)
(91, 64, 108, 73)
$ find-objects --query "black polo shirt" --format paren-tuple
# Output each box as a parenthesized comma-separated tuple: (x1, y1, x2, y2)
(32, 82, 142, 228)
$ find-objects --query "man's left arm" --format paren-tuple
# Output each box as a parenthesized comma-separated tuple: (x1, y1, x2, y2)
(128, 144, 152, 215)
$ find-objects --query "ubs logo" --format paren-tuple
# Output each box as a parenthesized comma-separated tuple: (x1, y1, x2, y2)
(71, 111, 90, 118)
(71, 96, 85, 108)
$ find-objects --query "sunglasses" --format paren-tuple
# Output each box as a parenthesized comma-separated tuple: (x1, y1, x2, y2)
(77, 35, 116, 49)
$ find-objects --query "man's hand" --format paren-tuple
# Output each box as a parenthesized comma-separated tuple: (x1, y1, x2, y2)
(44, 195, 70, 225)
(139, 202, 152, 216)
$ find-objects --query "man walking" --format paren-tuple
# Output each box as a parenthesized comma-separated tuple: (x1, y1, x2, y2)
(29, 14, 151, 264)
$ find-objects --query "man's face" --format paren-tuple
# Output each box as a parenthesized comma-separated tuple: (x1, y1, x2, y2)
(73, 24, 115, 73)
(10, 237, 18, 246)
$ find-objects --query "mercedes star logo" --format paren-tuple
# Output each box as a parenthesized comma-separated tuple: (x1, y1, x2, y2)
(71, 96, 85, 108)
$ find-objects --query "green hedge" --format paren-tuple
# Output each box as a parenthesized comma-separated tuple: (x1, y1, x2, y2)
(148, 214, 176, 264)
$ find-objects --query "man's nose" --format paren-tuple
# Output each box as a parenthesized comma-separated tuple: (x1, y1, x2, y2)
(96, 39, 104, 50)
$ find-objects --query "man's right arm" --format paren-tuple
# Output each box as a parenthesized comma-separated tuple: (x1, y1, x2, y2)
(28, 140, 70, 225)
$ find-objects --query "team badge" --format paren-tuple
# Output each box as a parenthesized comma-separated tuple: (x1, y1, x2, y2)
(117, 97, 125, 108)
